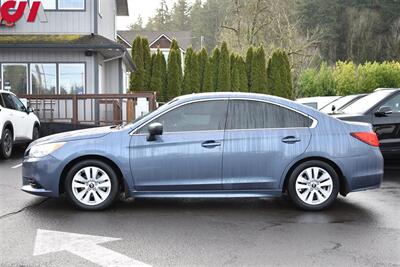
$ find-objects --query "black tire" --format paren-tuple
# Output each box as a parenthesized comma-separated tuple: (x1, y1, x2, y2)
(64, 159, 119, 210)
(0, 128, 13, 159)
(287, 160, 339, 211)
(32, 125, 40, 141)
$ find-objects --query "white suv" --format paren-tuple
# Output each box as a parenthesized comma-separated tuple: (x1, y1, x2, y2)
(0, 90, 40, 159)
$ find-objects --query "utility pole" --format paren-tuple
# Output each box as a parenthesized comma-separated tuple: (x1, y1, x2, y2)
(200, 35, 204, 49)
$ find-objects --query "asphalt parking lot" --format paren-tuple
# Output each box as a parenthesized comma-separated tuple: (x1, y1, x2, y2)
(0, 148, 399, 267)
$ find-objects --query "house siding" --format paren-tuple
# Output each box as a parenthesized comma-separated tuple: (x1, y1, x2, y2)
(97, 0, 117, 40)
(0, 0, 94, 34)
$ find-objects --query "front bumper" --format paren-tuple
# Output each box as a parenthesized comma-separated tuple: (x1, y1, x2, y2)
(21, 155, 63, 197)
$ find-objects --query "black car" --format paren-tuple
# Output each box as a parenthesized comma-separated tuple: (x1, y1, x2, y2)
(334, 88, 400, 159)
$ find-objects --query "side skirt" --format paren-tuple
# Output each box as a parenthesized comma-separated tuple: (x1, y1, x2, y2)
(131, 190, 282, 199)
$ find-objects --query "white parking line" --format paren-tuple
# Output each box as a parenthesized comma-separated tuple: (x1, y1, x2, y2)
(11, 163, 22, 169)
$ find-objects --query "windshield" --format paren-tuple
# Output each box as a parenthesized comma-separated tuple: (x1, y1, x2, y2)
(320, 95, 360, 113)
(340, 90, 394, 114)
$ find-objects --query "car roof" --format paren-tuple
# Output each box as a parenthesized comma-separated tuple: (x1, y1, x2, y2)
(374, 88, 400, 92)
(0, 90, 16, 96)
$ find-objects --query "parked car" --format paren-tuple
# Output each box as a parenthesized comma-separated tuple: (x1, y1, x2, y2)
(0, 90, 40, 159)
(319, 94, 366, 114)
(22, 93, 383, 211)
(334, 88, 400, 158)
(296, 96, 340, 110)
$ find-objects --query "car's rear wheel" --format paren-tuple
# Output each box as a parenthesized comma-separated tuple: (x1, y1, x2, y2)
(287, 160, 339, 211)
(65, 160, 119, 210)
(0, 128, 13, 159)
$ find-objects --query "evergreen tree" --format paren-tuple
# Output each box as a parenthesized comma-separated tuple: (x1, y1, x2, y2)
(160, 52, 168, 102)
(202, 58, 213, 92)
(246, 47, 254, 92)
(198, 48, 208, 92)
(217, 42, 231, 91)
(237, 56, 248, 92)
(267, 49, 293, 99)
(252, 46, 267, 94)
(210, 47, 220, 91)
(230, 54, 240, 92)
(142, 38, 151, 89)
(146, 0, 171, 31)
(182, 47, 194, 94)
(182, 48, 200, 94)
(171, 0, 191, 31)
(170, 39, 182, 73)
(167, 49, 182, 100)
(130, 36, 144, 91)
(150, 51, 162, 101)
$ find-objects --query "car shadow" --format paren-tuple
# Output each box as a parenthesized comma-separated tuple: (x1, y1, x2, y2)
(24, 193, 376, 229)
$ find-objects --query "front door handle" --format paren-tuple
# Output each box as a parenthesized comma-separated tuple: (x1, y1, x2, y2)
(201, 140, 221, 148)
(282, 136, 301, 144)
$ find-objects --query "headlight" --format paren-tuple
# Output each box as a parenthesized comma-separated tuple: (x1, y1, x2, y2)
(29, 142, 66, 158)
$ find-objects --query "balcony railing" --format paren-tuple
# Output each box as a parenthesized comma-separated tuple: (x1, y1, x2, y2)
(18, 92, 157, 126)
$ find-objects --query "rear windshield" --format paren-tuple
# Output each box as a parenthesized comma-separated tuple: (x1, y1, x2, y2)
(320, 95, 360, 113)
(340, 90, 393, 114)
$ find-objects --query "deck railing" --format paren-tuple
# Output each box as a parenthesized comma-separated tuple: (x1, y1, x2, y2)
(18, 92, 157, 126)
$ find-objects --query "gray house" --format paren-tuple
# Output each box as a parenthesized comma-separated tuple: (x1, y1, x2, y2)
(0, 0, 134, 96)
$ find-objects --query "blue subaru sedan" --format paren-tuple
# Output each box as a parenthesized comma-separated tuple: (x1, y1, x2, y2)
(22, 93, 383, 211)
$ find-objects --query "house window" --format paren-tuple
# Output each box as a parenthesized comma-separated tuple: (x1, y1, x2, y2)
(1, 64, 28, 95)
(30, 63, 57, 94)
(58, 0, 85, 10)
(59, 63, 85, 94)
(36, 0, 56, 10)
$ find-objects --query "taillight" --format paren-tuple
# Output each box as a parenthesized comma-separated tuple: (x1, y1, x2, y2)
(351, 132, 379, 147)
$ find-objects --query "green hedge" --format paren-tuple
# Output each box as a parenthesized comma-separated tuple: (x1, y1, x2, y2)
(299, 61, 400, 97)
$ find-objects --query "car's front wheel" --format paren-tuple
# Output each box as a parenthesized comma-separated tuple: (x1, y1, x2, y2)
(65, 160, 119, 210)
(287, 160, 339, 211)
(0, 128, 13, 159)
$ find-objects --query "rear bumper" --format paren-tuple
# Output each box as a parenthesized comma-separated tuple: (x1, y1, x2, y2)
(335, 148, 384, 194)
(21, 155, 63, 197)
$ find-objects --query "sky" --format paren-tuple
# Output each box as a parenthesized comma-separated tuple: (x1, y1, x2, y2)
(117, 0, 175, 30)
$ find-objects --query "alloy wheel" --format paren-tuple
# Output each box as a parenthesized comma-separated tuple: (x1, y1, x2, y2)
(71, 166, 112, 206)
(295, 167, 333, 205)
(4, 132, 12, 157)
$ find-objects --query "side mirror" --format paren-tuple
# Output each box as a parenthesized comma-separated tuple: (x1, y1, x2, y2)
(26, 106, 34, 114)
(147, 122, 163, 141)
(375, 106, 392, 117)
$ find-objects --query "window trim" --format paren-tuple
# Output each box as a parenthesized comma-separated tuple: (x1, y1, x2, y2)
(29, 63, 58, 95)
(130, 98, 318, 135)
(1, 63, 29, 94)
(58, 63, 86, 94)
(57, 0, 85, 10)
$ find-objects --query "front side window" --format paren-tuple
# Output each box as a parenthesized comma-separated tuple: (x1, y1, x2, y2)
(58, 0, 84, 10)
(30, 63, 57, 94)
(2, 64, 27, 95)
(59, 63, 85, 94)
(1, 93, 15, 110)
(381, 94, 400, 113)
(226, 100, 313, 130)
(138, 100, 228, 134)
(10, 94, 26, 112)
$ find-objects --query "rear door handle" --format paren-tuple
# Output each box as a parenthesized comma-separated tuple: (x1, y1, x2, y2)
(201, 140, 221, 148)
(282, 136, 301, 144)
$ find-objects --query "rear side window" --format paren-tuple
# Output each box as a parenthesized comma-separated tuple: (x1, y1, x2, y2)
(138, 100, 228, 133)
(1, 93, 15, 110)
(226, 100, 313, 130)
